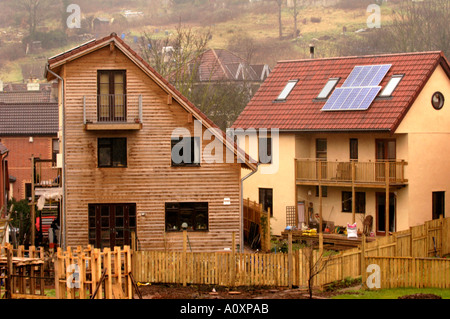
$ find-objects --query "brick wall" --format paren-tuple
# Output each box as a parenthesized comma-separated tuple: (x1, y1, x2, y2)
(0, 136, 56, 200)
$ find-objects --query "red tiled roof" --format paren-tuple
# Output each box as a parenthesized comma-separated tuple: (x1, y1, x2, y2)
(232, 51, 450, 132)
(46, 33, 257, 169)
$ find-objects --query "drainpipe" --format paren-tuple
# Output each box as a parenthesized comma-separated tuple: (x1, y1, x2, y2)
(45, 64, 66, 250)
(2, 150, 8, 217)
(240, 163, 259, 252)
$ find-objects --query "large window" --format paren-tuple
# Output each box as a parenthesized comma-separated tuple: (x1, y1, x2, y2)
(165, 202, 208, 231)
(342, 191, 366, 214)
(98, 138, 127, 167)
(97, 70, 126, 122)
(171, 137, 200, 166)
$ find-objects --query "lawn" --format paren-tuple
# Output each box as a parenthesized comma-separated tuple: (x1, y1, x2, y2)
(333, 287, 450, 299)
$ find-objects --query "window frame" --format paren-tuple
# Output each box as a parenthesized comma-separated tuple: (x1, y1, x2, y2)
(317, 77, 340, 99)
(342, 191, 366, 214)
(275, 79, 298, 101)
(165, 202, 209, 232)
(258, 137, 272, 164)
(97, 70, 127, 122)
(97, 137, 127, 168)
(171, 136, 201, 167)
(259, 188, 273, 217)
(379, 74, 403, 98)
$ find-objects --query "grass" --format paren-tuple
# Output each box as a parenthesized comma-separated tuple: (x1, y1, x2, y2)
(333, 287, 450, 299)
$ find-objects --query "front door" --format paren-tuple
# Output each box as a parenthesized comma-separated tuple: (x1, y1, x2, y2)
(376, 193, 396, 235)
(88, 203, 136, 248)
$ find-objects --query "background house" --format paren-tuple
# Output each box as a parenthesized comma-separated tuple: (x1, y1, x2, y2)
(0, 82, 58, 201)
(45, 33, 256, 251)
(232, 51, 450, 236)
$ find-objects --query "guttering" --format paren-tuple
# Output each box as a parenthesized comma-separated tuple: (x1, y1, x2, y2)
(240, 163, 259, 252)
(45, 64, 66, 250)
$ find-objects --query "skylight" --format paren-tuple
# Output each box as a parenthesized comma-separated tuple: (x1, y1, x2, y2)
(317, 78, 340, 99)
(379, 75, 403, 97)
(276, 80, 298, 101)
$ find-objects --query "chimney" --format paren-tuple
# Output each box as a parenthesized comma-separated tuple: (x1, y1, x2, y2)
(27, 82, 40, 91)
(309, 44, 315, 59)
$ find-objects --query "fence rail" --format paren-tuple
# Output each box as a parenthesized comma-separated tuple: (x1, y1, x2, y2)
(83, 94, 143, 124)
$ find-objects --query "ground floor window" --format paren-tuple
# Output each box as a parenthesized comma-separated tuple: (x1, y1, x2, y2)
(165, 202, 208, 231)
(315, 186, 328, 197)
(342, 191, 366, 214)
(88, 203, 136, 248)
(432, 191, 445, 220)
(259, 188, 273, 217)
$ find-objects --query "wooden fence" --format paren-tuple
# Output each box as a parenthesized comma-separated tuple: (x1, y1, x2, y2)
(243, 198, 270, 251)
(54, 245, 134, 299)
(0, 244, 47, 299)
(132, 216, 450, 289)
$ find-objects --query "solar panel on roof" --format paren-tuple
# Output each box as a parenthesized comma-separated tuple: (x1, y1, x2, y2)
(342, 64, 391, 87)
(321, 64, 390, 112)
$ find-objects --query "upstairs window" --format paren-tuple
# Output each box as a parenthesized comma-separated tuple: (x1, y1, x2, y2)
(379, 75, 403, 97)
(275, 80, 298, 101)
(97, 70, 126, 122)
(171, 137, 200, 166)
(98, 138, 127, 167)
(317, 78, 340, 99)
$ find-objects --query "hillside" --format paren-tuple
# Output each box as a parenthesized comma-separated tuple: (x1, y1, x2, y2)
(0, 0, 446, 83)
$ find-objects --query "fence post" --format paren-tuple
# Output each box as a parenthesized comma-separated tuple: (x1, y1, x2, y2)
(361, 234, 366, 288)
(288, 231, 293, 289)
(183, 230, 187, 287)
(231, 232, 236, 286)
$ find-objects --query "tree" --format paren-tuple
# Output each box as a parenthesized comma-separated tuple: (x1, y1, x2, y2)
(16, 0, 51, 36)
(275, 0, 283, 39)
(289, 0, 300, 39)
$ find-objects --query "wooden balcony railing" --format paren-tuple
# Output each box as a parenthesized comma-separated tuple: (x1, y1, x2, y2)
(295, 159, 407, 187)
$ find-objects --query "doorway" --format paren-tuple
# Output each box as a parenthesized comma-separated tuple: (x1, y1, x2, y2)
(88, 203, 136, 248)
(376, 193, 396, 235)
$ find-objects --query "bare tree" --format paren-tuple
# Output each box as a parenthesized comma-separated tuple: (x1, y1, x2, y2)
(289, 0, 300, 39)
(16, 0, 51, 36)
(275, 0, 283, 39)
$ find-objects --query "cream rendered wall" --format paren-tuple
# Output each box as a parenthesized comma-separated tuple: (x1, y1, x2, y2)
(396, 64, 450, 227)
(239, 133, 296, 235)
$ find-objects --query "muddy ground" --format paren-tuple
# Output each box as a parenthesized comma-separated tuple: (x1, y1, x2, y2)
(136, 283, 345, 299)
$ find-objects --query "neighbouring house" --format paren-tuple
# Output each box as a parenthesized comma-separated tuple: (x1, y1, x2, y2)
(45, 33, 256, 251)
(0, 82, 59, 201)
(232, 51, 450, 236)
(175, 48, 270, 90)
(0, 142, 9, 216)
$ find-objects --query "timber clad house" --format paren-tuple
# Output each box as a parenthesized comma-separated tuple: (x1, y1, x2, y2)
(45, 33, 256, 251)
(232, 51, 450, 236)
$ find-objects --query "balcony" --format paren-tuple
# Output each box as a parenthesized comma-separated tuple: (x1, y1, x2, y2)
(83, 94, 143, 130)
(295, 159, 408, 188)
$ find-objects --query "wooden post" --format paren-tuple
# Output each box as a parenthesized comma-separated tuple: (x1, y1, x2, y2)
(5, 244, 12, 299)
(319, 232, 324, 255)
(351, 160, 356, 224)
(31, 156, 35, 246)
(318, 161, 323, 233)
(385, 161, 390, 237)
(361, 234, 366, 288)
(231, 231, 236, 286)
(288, 231, 293, 289)
(182, 230, 187, 287)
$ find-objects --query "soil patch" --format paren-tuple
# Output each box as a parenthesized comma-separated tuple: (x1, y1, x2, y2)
(137, 284, 327, 299)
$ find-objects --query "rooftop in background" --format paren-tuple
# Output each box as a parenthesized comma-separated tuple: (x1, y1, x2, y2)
(0, 82, 57, 104)
(176, 48, 271, 83)
(232, 51, 450, 132)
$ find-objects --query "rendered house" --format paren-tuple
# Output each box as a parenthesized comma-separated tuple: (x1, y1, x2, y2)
(232, 51, 450, 236)
(45, 33, 256, 251)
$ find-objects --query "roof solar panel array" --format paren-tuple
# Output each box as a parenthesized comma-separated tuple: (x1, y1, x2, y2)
(322, 64, 391, 111)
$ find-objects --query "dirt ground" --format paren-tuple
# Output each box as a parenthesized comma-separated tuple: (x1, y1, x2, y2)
(136, 283, 342, 299)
